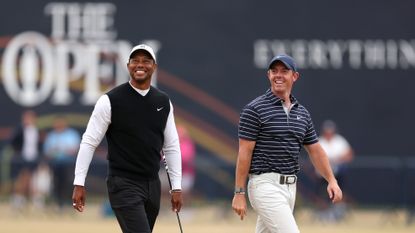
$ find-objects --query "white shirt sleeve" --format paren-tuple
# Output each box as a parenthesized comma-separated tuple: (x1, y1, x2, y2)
(73, 95, 111, 186)
(162, 101, 182, 190)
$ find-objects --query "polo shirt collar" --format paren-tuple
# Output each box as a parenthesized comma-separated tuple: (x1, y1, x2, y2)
(265, 88, 298, 105)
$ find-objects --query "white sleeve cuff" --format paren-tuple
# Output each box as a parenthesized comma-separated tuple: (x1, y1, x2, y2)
(73, 174, 87, 186)
(170, 175, 182, 190)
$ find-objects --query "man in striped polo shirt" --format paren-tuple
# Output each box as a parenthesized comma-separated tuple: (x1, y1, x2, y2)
(232, 55, 342, 233)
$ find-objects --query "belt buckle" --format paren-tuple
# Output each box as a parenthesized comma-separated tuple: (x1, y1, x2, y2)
(280, 175, 296, 184)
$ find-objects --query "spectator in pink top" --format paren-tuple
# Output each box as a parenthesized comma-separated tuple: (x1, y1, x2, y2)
(177, 124, 196, 197)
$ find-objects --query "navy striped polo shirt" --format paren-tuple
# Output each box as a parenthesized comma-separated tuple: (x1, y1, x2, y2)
(238, 89, 318, 175)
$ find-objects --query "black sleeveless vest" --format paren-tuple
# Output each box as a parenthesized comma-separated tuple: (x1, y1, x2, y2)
(106, 83, 170, 180)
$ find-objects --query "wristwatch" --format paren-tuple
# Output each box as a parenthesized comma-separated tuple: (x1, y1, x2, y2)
(234, 187, 246, 195)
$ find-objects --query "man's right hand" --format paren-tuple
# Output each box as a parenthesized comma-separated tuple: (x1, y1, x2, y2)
(72, 185, 86, 212)
(232, 194, 247, 220)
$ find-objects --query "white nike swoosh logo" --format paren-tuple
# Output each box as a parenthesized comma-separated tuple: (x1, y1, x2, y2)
(157, 107, 164, 111)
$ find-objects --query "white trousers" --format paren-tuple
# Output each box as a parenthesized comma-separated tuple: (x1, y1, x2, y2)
(248, 173, 300, 233)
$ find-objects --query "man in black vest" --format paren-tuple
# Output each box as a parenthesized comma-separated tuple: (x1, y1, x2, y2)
(72, 44, 182, 233)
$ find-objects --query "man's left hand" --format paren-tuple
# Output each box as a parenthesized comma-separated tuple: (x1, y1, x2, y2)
(327, 181, 343, 203)
(171, 191, 183, 212)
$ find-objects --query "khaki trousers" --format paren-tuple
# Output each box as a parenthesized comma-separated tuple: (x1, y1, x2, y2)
(248, 173, 300, 233)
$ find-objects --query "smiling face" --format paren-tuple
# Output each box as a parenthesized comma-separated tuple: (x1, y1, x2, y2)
(267, 61, 299, 98)
(127, 50, 157, 89)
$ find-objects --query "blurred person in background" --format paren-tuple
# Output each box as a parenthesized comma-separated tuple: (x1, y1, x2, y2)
(177, 124, 196, 202)
(317, 120, 354, 222)
(177, 124, 196, 221)
(232, 54, 342, 233)
(9, 110, 41, 211)
(43, 115, 80, 210)
(30, 160, 52, 210)
(72, 44, 182, 233)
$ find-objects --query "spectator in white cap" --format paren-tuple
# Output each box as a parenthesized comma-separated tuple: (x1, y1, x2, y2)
(72, 44, 182, 233)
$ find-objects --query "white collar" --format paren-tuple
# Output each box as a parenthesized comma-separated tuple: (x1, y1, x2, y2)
(129, 81, 150, 96)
